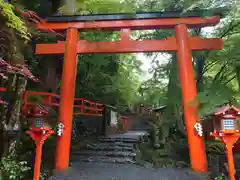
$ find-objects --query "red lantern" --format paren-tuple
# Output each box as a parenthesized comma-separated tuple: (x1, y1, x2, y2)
(27, 104, 51, 132)
(211, 104, 240, 136)
(26, 104, 54, 180)
(210, 104, 240, 180)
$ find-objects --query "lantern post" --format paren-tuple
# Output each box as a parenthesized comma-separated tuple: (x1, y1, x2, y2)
(26, 104, 54, 180)
(210, 105, 240, 180)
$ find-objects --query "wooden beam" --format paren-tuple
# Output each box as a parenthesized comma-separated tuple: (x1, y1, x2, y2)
(46, 9, 226, 22)
(36, 37, 222, 55)
(37, 16, 220, 31)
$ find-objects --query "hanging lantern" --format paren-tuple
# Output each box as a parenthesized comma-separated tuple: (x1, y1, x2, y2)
(27, 104, 51, 132)
(212, 104, 240, 136)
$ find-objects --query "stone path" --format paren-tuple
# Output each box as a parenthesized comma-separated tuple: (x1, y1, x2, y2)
(70, 131, 148, 164)
(50, 162, 201, 180)
(49, 115, 203, 180)
(49, 130, 202, 180)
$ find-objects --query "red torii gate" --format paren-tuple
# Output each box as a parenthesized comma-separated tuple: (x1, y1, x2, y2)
(35, 10, 223, 173)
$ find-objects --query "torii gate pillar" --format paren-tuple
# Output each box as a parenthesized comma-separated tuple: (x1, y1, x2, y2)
(55, 28, 79, 170)
(175, 24, 207, 171)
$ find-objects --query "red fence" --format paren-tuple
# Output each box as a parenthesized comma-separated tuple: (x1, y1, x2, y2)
(74, 98, 104, 116)
(0, 88, 104, 116)
(0, 88, 130, 131)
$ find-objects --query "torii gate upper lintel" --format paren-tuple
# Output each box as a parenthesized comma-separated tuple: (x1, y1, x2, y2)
(35, 9, 224, 173)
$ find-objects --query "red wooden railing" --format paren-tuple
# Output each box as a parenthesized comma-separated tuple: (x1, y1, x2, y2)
(0, 88, 104, 116)
(0, 88, 129, 130)
(74, 98, 104, 117)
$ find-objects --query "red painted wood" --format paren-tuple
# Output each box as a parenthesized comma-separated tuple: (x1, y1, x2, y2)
(233, 140, 240, 153)
(175, 24, 208, 172)
(36, 37, 222, 55)
(0, 88, 104, 117)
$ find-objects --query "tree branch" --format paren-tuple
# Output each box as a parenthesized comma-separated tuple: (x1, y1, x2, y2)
(203, 59, 221, 74)
(220, 20, 240, 38)
(224, 75, 236, 85)
(213, 61, 229, 83)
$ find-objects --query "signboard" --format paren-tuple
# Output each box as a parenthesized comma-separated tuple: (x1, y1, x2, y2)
(110, 110, 118, 126)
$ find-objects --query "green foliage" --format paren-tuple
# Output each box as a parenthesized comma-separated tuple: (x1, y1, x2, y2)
(74, 31, 142, 106)
(140, 1, 240, 124)
(214, 177, 224, 180)
(0, 0, 30, 40)
(138, 139, 189, 168)
(195, 82, 240, 118)
(0, 153, 48, 180)
(193, 6, 240, 118)
(27, 93, 44, 103)
(0, 154, 31, 180)
(206, 141, 225, 154)
(138, 77, 168, 106)
(75, 0, 136, 14)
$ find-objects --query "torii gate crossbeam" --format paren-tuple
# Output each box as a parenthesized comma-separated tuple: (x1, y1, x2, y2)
(35, 10, 223, 174)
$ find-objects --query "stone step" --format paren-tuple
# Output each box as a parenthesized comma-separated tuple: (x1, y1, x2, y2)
(70, 155, 136, 164)
(72, 142, 136, 149)
(98, 138, 142, 144)
(99, 136, 142, 140)
(71, 150, 137, 158)
(72, 145, 135, 152)
(103, 134, 146, 138)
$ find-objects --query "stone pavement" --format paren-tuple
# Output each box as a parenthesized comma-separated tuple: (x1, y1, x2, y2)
(49, 115, 205, 180)
(50, 162, 201, 180)
(49, 130, 202, 180)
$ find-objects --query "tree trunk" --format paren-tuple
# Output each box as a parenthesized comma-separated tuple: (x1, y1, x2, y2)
(0, 26, 27, 157)
(196, 54, 205, 90)
(40, 0, 77, 93)
(0, 75, 27, 157)
(166, 54, 185, 133)
(40, 57, 59, 93)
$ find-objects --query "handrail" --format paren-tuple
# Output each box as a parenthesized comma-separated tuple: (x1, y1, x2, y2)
(0, 88, 131, 124)
(0, 88, 104, 116)
(0, 88, 131, 131)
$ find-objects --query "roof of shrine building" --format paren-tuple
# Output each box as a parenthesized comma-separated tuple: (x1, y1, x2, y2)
(213, 104, 240, 116)
(46, 8, 228, 22)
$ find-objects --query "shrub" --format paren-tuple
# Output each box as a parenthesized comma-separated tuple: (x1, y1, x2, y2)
(0, 154, 31, 180)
